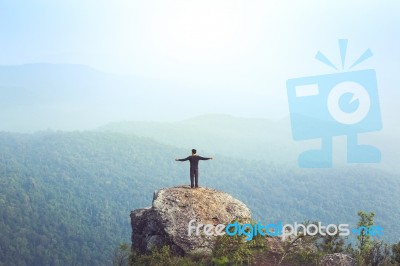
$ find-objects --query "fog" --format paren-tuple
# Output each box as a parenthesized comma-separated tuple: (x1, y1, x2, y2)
(1, 1, 399, 127)
(0, 1, 399, 171)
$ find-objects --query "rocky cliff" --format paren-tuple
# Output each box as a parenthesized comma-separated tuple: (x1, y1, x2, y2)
(130, 186, 251, 256)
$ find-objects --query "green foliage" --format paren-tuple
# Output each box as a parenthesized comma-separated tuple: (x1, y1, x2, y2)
(317, 227, 346, 254)
(130, 246, 210, 266)
(211, 256, 229, 266)
(112, 243, 130, 266)
(0, 131, 183, 265)
(345, 211, 399, 266)
(277, 221, 322, 265)
(147, 246, 173, 266)
(351, 240, 394, 266)
(213, 234, 253, 265)
(356, 211, 375, 253)
(392, 241, 400, 264)
(129, 234, 258, 266)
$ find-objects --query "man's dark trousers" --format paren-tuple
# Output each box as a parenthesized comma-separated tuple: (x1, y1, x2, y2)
(190, 168, 199, 188)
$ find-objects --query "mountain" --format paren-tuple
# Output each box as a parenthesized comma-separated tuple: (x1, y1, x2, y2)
(98, 114, 399, 172)
(0, 63, 117, 131)
(0, 131, 399, 265)
(1, 63, 271, 132)
(0, 131, 181, 265)
(0, 63, 191, 132)
(99, 114, 298, 164)
(1, 63, 397, 169)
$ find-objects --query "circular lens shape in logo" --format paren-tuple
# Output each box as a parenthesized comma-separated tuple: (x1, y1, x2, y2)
(327, 81, 370, 124)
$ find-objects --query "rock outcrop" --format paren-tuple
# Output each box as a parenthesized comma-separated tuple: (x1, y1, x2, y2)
(130, 186, 251, 256)
(320, 253, 355, 266)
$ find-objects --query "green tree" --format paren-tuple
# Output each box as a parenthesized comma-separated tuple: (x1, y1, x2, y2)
(356, 211, 375, 253)
(317, 228, 346, 254)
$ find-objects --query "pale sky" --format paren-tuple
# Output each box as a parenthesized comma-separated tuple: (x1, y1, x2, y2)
(0, 0, 399, 120)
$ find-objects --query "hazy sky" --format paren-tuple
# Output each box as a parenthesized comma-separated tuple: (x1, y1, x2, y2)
(0, 0, 399, 120)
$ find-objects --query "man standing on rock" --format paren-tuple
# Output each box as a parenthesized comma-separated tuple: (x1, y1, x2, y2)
(175, 149, 213, 188)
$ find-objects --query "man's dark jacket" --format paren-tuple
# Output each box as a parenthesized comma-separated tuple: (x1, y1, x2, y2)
(177, 155, 211, 169)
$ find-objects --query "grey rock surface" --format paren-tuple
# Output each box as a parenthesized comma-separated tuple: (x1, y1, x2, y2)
(320, 253, 355, 266)
(130, 186, 251, 255)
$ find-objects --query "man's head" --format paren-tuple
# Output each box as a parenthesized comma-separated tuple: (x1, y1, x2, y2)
(192, 149, 197, 155)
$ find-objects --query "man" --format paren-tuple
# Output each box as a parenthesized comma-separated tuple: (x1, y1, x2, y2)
(175, 149, 213, 188)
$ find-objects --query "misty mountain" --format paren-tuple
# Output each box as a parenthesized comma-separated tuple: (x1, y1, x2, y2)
(1, 63, 397, 171)
(1, 63, 118, 131)
(98, 114, 398, 172)
(98, 114, 300, 165)
(0, 63, 197, 131)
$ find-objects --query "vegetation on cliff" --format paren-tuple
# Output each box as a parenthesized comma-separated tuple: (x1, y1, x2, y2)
(121, 211, 400, 265)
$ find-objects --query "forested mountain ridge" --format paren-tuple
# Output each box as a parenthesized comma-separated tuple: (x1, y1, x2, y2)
(98, 114, 297, 164)
(0, 131, 183, 265)
(98, 114, 399, 171)
(0, 131, 399, 265)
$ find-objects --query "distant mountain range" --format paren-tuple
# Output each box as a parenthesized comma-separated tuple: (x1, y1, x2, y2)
(1, 63, 397, 170)
(0, 63, 196, 131)
(98, 114, 399, 172)
(98, 114, 300, 165)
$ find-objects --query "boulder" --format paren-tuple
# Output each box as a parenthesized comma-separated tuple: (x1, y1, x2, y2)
(320, 253, 355, 266)
(130, 186, 251, 255)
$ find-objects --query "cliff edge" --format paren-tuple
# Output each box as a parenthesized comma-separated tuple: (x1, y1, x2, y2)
(130, 186, 251, 256)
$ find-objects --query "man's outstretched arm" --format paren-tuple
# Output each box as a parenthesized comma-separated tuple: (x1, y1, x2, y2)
(175, 157, 190, 161)
(198, 156, 213, 160)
